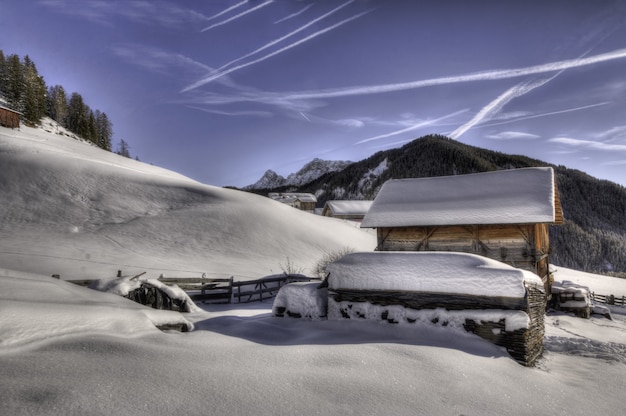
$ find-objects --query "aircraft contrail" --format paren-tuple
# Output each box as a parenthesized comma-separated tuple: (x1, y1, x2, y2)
(274, 3, 314, 24)
(202, 0, 274, 32)
(216, 0, 355, 73)
(205, 0, 248, 22)
(356, 109, 468, 144)
(280, 47, 626, 101)
(184, 9, 372, 92)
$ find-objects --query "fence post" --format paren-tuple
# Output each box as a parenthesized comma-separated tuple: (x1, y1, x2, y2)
(608, 295, 615, 305)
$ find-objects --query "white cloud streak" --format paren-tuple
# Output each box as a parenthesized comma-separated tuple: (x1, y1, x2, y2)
(274, 3, 314, 24)
(356, 109, 469, 145)
(201, 0, 274, 32)
(485, 131, 541, 140)
(184, 9, 372, 92)
(205, 0, 248, 22)
(215, 0, 355, 73)
(449, 76, 554, 140)
(549, 137, 626, 152)
(279, 47, 626, 101)
(477, 102, 610, 129)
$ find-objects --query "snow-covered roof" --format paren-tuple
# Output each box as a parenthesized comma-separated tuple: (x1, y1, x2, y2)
(323, 200, 373, 216)
(361, 167, 561, 228)
(327, 251, 542, 298)
(0, 104, 22, 114)
(269, 192, 317, 203)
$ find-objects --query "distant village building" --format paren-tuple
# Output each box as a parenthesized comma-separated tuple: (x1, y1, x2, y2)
(0, 105, 21, 129)
(361, 167, 563, 294)
(269, 192, 317, 213)
(321, 200, 373, 222)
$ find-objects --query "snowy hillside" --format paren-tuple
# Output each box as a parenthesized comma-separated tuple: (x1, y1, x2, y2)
(1, 122, 626, 416)
(246, 157, 353, 189)
(0, 121, 374, 280)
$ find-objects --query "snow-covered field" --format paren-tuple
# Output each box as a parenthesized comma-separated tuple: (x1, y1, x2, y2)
(1, 122, 625, 416)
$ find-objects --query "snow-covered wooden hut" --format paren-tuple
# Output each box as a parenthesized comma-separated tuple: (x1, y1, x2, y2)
(361, 167, 563, 293)
(321, 200, 373, 222)
(0, 105, 21, 129)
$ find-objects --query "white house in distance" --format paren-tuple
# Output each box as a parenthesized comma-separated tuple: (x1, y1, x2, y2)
(321, 200, 373, 222)
(268, 193, 317, 213)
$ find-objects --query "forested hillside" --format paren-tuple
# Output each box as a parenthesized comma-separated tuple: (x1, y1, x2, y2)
(0, 49, 113, 151)
(250, 135, 626, 276)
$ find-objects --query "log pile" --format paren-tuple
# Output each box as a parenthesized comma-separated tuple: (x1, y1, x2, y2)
(328, 281, 546, 367)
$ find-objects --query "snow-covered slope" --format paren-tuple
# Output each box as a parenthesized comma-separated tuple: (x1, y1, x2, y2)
(1, 122, 626, 416)
(0, 122, 374, 280)
(246, 157, 352, 189)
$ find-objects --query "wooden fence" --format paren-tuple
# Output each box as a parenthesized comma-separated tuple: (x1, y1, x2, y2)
(232, 275, 318, 303)
(62, 273, 320, 304)
(591, 292, 626, 306)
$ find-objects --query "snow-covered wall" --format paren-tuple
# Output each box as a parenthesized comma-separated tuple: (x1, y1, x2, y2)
(326, 251, 542, 298)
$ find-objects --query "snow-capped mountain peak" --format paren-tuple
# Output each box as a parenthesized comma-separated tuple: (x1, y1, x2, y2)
(246, 158, 352, 189)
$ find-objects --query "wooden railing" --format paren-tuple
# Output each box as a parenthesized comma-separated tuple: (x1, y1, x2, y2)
(591, 292, 626, 306)
(158, 276, 234, 304)
(232, 275, 319, 303)
(62, 273, 320, 305)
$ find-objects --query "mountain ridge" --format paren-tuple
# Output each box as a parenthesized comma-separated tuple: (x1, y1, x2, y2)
(245, 157, 353, 190)
(245, 135, 626, 276)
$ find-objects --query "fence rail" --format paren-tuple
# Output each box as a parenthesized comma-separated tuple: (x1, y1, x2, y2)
(231, 275, 319, 303)
(591, 292, 626, 306)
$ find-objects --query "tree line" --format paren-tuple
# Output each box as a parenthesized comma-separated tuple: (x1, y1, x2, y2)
(0, 49, 113, 152)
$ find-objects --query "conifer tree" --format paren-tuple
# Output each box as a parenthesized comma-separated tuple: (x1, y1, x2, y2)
(3, 54, 24, 111)
(46, 84, 68, 126)
(22, 55, 47, 124)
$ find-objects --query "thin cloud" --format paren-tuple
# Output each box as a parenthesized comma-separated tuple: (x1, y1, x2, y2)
(184, 9, 372, 92)
(356, 109, 468, 145)
(187, 106, 272, 118)
(485, 131, 540, 140)
(449, 77, 554, 140)
(477, 102, 610, 129)
(215, 0, 355, 73)
(280, 47, 626, 101)
(205, 0, 248, 22)
(39, 0, 209, 28)
(549, 137, 626, 152)
(201, 0, 274, 32)
(274, 3, 314, 24)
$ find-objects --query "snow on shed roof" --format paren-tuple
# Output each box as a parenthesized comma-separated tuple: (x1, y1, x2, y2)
(361, 167, 561, 228)
(323, 200, 373, 216)
(327, 251, 542, 298)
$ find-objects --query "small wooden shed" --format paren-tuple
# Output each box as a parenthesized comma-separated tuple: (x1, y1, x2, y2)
(361, 167, 563, 293)
(0, 105, 21, 129)
(321, 200, 373, 222)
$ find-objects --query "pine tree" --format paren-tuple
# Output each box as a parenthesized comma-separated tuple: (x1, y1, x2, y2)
(22, 55, 47, 125)
(3, 54, 24, 112)
(0, 49, 6, 98)
(67, 92, 89, 138)
(95, 110, 113, 151)
(116, 139, 131, 158)
(46, 85, 68, 126)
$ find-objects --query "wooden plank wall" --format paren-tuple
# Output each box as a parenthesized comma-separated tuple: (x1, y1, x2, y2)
(377, 224, 549, 278)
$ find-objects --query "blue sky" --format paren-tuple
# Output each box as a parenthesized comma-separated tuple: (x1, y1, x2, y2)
(1, 0, 625, 187)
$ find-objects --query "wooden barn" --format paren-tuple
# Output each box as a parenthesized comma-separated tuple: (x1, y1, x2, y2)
(0, 105, 21, 129)
(361, 167, 563, 294)
(321, 200, 373, 222)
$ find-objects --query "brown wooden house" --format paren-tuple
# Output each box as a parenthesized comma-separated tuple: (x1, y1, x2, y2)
(0, 105, 21, 129)
(361, 167, 563, 294)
